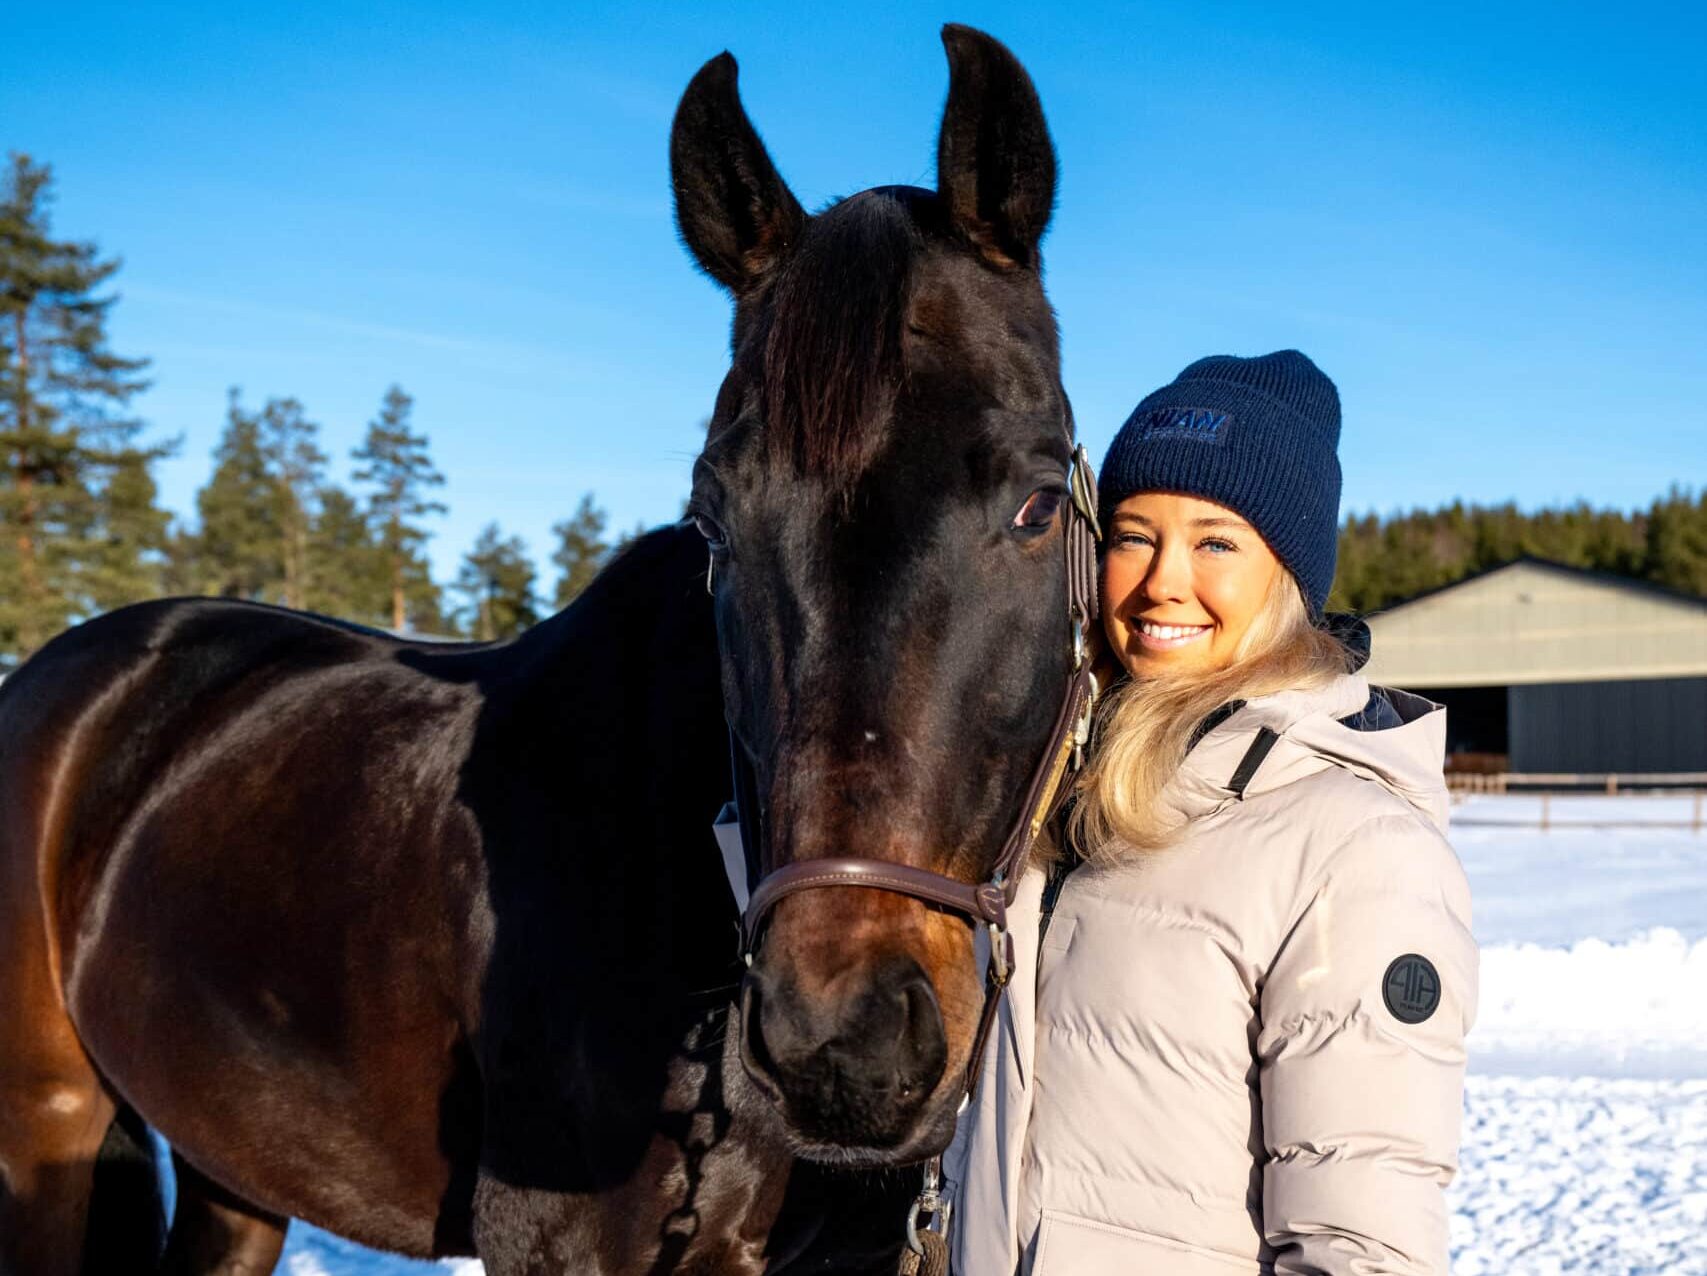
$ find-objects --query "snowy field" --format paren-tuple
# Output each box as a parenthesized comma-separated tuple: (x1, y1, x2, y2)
(259, 794, 1707, 1274)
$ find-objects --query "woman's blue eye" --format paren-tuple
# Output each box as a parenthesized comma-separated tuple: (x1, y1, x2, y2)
(1201, 538, 1237, 554)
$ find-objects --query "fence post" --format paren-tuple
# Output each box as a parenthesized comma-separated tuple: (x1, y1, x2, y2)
(1695, 789, 1703, 835)
(1540, 792, 1550, 833)
(1606, 774, 1618, 795)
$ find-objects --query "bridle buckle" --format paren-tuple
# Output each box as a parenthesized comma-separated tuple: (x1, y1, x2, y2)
(988, 922, 1011, 986)
(1069, 444, 1101, 540)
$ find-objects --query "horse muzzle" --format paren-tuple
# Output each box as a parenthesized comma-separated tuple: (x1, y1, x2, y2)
(738, 949, 951, 1159)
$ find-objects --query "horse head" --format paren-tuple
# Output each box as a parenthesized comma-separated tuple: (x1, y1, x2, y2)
(673, 25, 1078, 1166)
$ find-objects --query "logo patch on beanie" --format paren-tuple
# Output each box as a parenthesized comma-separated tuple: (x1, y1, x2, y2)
(1382, 953, 1441, 1024)
(1138, 406, 1231, 445)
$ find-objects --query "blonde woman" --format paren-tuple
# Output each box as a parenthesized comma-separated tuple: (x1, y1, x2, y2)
(945, 351, 1477, 1275)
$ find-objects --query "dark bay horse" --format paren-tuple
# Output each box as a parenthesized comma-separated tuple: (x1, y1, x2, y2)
(0, 24, 1076, 1275)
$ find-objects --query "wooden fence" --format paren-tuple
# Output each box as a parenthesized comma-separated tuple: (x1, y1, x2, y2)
(1448, 770, 1707, 795)
(1448, 771, 1707, 831)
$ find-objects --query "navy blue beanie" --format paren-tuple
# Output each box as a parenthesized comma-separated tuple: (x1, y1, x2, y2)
(1097, 350, 1343, 616)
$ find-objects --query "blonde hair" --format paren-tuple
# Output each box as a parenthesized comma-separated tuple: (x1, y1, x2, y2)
(1067, 572, 1354, 862)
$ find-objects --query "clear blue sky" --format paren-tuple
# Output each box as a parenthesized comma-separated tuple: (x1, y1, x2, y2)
(9, 0, 1704, 588)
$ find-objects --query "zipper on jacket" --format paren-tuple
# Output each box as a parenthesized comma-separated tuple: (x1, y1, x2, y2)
(1037, 854, 1072, 948)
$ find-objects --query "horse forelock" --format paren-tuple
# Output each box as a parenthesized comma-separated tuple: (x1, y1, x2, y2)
(760, 189, 924, 488)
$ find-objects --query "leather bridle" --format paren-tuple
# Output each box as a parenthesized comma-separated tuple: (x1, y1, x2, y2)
(721, 441, 1102, 1099)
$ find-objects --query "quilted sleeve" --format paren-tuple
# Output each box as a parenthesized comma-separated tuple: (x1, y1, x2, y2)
(1258, 811, 1478, 1275)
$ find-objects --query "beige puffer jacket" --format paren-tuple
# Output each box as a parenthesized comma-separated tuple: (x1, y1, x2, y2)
(943, 674, 1477, 1275)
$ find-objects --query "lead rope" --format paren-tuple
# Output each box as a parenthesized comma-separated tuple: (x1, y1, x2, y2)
(898, 1234, 949, 1276)
(898, 444, 1100, 1276)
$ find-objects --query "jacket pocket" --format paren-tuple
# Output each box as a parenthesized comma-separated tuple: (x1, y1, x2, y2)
(1031, 1211, 1259, 1275)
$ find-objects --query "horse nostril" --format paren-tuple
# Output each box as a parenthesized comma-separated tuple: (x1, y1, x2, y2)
(893, 970, 948, 1101)
(739, 973, 785, 1100)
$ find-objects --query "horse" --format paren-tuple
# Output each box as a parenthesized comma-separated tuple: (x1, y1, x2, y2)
(0, 24, 1080, 1275)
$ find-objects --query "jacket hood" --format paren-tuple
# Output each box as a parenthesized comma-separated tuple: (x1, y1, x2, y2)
(1162, 673, 1451, 833)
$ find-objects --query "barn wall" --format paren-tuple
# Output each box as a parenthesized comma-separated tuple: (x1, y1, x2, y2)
(1364, 561, 1707, 688)
(1508, 677, 1707, 772)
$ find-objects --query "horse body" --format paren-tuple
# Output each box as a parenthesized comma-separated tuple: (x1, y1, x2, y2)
(2, 529, 908, 1273)
(30, 601, 489, 1254)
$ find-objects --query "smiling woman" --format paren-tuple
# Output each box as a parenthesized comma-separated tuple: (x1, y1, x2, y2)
(946, 350, 1479, 1276)
(1076, 351, 1357, 856)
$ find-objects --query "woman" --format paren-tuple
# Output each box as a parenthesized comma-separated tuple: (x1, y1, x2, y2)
(945, 351, 1477, 1275)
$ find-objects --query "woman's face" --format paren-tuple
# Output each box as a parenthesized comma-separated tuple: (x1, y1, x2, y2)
(1101, 491, 1283, 678)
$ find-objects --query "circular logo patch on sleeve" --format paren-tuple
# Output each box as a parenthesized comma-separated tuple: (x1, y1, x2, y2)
(1383, 953, 1441, 1024)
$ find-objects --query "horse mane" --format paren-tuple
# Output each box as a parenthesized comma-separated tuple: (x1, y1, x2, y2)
(762, 188, 922, 485)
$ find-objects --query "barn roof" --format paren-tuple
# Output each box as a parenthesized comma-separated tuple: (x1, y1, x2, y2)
(1361, 557, 1707, 688)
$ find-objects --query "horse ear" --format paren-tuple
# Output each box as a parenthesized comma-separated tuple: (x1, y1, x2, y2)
(935, 25, 1057, 270)
(671, 53, 806, 296)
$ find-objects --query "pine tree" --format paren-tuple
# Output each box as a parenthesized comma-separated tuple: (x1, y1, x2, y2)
(1644, 487, 1707, 597)
(160, 522, 203, 598)
(0, 153, 167, 660)
(306, 485, 389, 624)
(194, 389, 282, 600)
(81, 446, 171, 614)
(399, 552, 453, 635)
(455, 523, 537, 641)
(550, 492, 609, 609)
(352, 385, 446, 630)
(256, 396, 325, 610)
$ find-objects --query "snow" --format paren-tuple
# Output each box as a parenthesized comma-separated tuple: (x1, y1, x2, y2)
(1455, 796, 1707, 947)
(253, 798, 1707, 1273)
(1472, 928, 1707, 1078)
(284, 1251, 480, 1276)
(1449, 808, 1707, 1275)
(1452, 1077, 1707, 1276)
(280, 1230, 477, 1275)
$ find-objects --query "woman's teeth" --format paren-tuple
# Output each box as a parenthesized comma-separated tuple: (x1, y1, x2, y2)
(1137, 620, 1210, 647)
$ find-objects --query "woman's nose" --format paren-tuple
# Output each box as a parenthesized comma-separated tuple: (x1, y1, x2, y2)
(1142, 542, 1192, 604)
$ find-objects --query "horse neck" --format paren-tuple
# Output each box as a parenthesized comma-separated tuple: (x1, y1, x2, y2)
(509, 522, 721, 716)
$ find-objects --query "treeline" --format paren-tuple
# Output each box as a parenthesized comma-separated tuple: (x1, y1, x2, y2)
(1, 153, 626, 667)
(6, 153, 1704, 670)
(159, 386, 631, 640)
(1329, 491, 1707, 614)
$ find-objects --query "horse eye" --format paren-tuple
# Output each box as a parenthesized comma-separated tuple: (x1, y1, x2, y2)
(692, 514, 728, 552)
(1012, 488, 1064, 531)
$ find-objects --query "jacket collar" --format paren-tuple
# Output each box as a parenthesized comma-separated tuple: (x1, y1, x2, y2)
(1159, 674, 1450, 833)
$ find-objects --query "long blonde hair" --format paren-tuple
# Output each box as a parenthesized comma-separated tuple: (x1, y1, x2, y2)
(1068, 572, 1354, 862)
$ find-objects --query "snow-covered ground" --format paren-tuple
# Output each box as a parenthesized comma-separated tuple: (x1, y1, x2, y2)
(1443, 796, 1707, 1274)
(264, 795, 1707, 1274)
(1452, 1076, 1707, 1275)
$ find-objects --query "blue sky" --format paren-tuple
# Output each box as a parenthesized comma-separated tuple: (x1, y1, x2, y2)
(8, 0, 1704, 588)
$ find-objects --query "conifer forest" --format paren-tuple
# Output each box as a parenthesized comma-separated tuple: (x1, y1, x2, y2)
(3, 152, 1704, 670)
